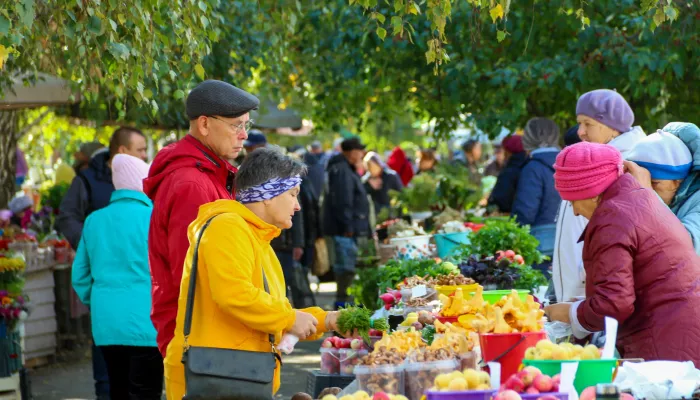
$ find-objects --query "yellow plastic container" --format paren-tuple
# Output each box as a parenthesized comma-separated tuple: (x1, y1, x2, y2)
(435, 284, 480, 299)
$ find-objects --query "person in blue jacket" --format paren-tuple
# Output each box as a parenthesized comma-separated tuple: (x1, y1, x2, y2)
(512, 118, 562, 276)
(626, 122, 700, 254)
(488, 134, 527, 213)
(72, 154, 162, 400)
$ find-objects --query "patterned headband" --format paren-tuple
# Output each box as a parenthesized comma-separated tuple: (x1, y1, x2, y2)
(236, 175, 302, 204)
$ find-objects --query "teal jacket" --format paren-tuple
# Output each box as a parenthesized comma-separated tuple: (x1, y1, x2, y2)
(666, 122, 700, 255)
(72, 190, 157, 347)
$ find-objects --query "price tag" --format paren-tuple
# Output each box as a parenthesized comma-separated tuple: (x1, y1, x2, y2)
(602, 317, 619, 359)
(487, 362, 501, 390)
(411, 284, 427, 298)
(560, 362, 579, 400)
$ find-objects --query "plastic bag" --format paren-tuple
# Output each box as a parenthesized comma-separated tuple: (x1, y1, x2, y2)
(545, 321, 573, 343)
(278, 334, 299, 354)
(614, 361, 700, 399)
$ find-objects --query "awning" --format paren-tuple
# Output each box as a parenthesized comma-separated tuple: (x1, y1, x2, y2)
(0, 72, 80, 110)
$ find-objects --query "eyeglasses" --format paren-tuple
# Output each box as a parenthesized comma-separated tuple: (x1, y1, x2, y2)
(210, 116, 254, 132)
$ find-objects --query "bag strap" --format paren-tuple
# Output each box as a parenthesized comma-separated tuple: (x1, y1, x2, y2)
(182, 215, 276, 354)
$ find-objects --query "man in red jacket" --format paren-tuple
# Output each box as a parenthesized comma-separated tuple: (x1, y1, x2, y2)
(144, 80, 259, 356)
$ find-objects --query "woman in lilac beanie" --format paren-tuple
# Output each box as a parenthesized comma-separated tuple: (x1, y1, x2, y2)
(545, 142, 700, 366)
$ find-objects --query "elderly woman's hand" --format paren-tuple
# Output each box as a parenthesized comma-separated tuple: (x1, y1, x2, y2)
(290, 311, 318, 339)
(544, 303, 572, 324)
(623, 161, 652, 189)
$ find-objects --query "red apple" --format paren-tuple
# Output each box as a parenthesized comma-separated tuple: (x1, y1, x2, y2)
(580, 386, 597, 400)
(373, 392, 391, 400)
(494, 390, 523, 400)
(536, 396, 560, 400)
(525, 386, 540, 394)
(533, 374, 553, 393)
(505, 375, 525, 393)
(514, 255, 525, 265)
(321, 338, 333, 348)
(505, 250, 516, 259)
(519, 366, 542, 386)
(620, 393, 634, 400)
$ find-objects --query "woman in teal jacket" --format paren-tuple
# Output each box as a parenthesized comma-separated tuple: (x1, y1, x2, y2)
(627, 122, 700, 254)
(72, 154, 162, 400)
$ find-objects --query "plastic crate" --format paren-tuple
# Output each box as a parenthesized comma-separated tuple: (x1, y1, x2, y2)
(306, 370, 355, 399)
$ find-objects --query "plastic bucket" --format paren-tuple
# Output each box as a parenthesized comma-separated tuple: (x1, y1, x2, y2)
(426, 390, 495, 400)
(480, 331, 547, 383)
(436, 284, 480, 299)
(522, 359, 617, 394)
(434, 231, 471, 258)
(469, 290, 530, 305)
(390, 235, 432, 260)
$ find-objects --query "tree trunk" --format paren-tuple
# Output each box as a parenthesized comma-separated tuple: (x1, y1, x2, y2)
(0, 110, 19, 209)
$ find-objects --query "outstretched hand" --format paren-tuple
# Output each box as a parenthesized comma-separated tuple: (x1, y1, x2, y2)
(623, 161, 652, 189)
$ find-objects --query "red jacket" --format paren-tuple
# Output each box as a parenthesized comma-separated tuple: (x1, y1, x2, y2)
(144, 135, 236, 356)
(387, 147, 414, 186)
(578, 174, 700, 366)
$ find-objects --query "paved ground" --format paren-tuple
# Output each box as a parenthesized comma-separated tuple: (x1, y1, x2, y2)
(29, 283, 337, 400)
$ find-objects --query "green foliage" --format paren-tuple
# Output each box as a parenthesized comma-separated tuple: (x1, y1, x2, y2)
(350, 258, 451, 308)
(39, 182, 69, 211)
(434, 163, 483, 211)
(392, 173, 438, 212)
(459, 217, 545, 266)
(514, 264, 548, 292)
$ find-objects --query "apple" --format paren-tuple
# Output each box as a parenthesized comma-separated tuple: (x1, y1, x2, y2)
(321, 338, 333, 348)
(494, 390, 523, 400)
(412, 322, 424, 331)
(350, 339, 363, 350)
(505, 250, 516, 259)
(341, 338, 353, 349)
(505, 375, 525, 393)
(580, 386, 596, 400)
(532, 374, 553, 393)
(373, 392, 391, 400)
(514, 255, 525, 265)
(518, 366, 541, 386)
(525, 387, 540, 394)
(536, 396, 560, 400)
(620, 393, 634, 400)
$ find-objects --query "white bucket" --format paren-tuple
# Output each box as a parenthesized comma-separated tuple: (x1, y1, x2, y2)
(389, 235, 432, 260)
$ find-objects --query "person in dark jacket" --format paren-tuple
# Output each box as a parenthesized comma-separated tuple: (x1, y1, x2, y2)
(484, 145, 505, 177)
(56, 126, 147, 400)
(488, 135, 527, 213)
(545, 142, 700, 366)
(271, 207, 307, 306)
(323, 137, 370, 306)
(362, 151, 403, 216)
(512, 118, 562, 275)
(304, 141, 326, 198)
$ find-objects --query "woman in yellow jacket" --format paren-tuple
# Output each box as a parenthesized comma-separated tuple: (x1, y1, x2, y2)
(164, 148, 341, 399)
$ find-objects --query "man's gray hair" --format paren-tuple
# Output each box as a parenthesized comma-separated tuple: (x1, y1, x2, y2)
(236, 147, 307, 191)
(522, 118, 561, 151)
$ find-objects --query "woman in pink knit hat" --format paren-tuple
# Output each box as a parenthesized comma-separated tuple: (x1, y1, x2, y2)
(545, 142, 700, 366)
(72, 154, 164, 399)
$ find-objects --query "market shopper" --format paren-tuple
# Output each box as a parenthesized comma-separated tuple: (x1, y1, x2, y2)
(323, 137, 370, 307)
(545, 142, 700, 365)
(551, 90, 646, 303)
(57, 126, 147, 400)
(484, 145, 505, 177)
(144, 80, 259, 358)
(362, 151, 403, 216)
(163, 148, 341, 399)
(416, 148, 438, 175)
(387, 146, 414, 186)
(488, 135, 527, 213)
(511, 118, 561, 273)
(626, 123, 700, 254)
(304, 141, 326, 199)
(72, 154, 162, 400)
(461, 139, 483, 184)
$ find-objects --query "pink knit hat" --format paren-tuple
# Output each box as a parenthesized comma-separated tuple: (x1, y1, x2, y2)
(553, 142, 623, 201)
(112, 154, 150, 192)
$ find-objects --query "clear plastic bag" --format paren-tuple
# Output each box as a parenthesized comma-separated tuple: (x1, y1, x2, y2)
(545, 321, 573, 343)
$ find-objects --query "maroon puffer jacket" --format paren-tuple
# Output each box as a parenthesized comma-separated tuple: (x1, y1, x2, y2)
(578, 174, 700, 366)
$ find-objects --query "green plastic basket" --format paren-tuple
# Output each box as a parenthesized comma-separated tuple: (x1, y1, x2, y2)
(522, 359, 618, 394)
(469, 290, 530, 305)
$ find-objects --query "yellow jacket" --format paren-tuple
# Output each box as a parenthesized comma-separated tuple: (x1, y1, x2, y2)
(164, 200, 328, 395)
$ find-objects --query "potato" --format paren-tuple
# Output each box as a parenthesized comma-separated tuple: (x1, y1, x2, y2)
(291, 393, 313, 400)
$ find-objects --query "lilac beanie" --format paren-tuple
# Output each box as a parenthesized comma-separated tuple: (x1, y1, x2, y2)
(553, 142, 623, 201)
(112, 154, 150, 192)
(576, 89, 634, 133)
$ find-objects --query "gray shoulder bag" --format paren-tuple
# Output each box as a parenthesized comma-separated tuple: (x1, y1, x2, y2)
(182, 216, 281, 400)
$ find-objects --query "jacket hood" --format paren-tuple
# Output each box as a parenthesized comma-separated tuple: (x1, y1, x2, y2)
(387, 147, 408, 168)
(143, 135, 235, 200)
(192, 200, 281, 243)
(663, 122, 700, 171)
(609, 126, 646, 158)
(530, 147, 559, 164)
(507, 151, 528, 167)
(89, 149, 112, 181)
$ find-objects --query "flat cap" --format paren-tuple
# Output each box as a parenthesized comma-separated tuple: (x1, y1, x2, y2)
(186, 80, 260, 120)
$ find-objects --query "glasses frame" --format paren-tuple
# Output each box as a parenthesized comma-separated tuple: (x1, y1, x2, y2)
(210, 115, 254, 133)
